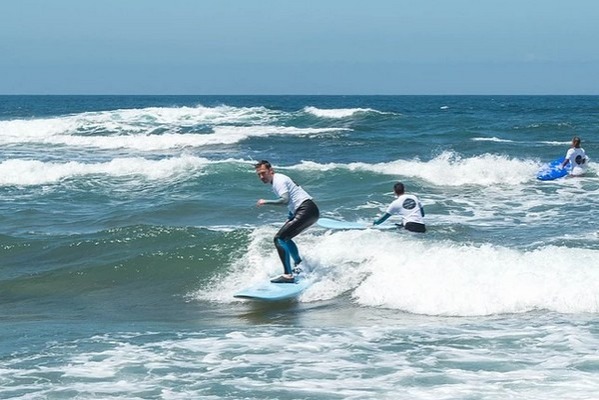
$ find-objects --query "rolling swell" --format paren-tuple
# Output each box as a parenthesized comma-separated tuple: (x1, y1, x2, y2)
(0, 225, 250, 318)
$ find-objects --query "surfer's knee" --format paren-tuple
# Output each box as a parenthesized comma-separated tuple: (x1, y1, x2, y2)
(274, 237, 288, 249)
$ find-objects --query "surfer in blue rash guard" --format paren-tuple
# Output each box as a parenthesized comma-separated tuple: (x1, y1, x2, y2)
(373, 182, 426, 233)
(255, 160, 320, 283)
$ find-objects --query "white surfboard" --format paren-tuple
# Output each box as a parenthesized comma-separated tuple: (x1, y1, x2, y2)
(234, 274, 312, 301)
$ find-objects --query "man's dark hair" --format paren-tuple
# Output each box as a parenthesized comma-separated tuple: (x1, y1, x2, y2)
(254, 160, 272, 169)
(393, 182, 405, 195)
(573, 136, 581, 148)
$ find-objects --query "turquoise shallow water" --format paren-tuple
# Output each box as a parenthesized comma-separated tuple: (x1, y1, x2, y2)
(1, 95, 599, 399)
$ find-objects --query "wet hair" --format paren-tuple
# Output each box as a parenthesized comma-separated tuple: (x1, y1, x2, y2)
(254, 160, 272, 169)
(572, 136, 581, 148)
(393, 182, 405, 195)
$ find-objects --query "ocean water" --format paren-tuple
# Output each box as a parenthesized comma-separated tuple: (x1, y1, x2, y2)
(1, 95, 598, 399)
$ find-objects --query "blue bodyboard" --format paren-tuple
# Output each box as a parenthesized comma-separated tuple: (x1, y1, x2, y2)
(537, 157, 568, 181)
(317, 217, 368, 230)
(234, 275, 312, 301)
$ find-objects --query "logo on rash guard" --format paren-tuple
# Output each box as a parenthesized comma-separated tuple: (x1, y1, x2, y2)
(403, 198, 416, 209)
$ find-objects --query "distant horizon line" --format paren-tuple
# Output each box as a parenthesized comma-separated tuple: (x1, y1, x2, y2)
(1, 93, 599, 96)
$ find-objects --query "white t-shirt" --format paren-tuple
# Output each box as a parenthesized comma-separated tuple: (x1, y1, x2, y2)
(565, 147, 588, 176)
(386, 194, 425, 225)
(272, 173, 312, 213)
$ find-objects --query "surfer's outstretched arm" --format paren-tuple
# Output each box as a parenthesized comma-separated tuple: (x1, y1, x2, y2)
(373, 213, 391, 226)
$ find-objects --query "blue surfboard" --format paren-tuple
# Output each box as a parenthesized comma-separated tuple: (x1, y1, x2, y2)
(317, 217, 369, 230)
(234, 274, 312, 301)
(537, 157, 568, 181)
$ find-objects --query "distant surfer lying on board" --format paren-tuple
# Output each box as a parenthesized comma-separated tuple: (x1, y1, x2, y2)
(373, 182, 426, 233)
(255, 160, 320, 283)
(561, 136, 589, 177)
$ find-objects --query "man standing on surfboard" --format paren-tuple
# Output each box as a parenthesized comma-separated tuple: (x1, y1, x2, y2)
(255, 160, 320, 283)
(560, 136, 589, 176)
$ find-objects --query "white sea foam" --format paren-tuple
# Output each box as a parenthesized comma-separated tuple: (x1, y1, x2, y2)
(303, 106, 389, 118)
(8, 324, 599, 399)
(0, 104, 351, 150)
(0, 123, 347, 150)
(107, 104, 281, 126)
(200, 226, 599, 316)
(472, 137, 514, 143)
(541, 140, 571, 146)
(291, 151, 539, 186)
(0, 155, 217, 186)
(0, 104, 281, 137)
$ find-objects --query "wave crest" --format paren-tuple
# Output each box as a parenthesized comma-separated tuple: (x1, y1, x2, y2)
(303, 106, 392, 119)
(198, 227, 599, 316)
(292, 151, 539, 186)
(0, 155, 217, 186)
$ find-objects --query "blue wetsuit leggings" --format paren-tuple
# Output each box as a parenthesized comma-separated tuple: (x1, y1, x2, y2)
(274, 199, 319, 275)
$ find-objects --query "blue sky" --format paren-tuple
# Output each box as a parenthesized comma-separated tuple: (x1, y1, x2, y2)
(1, 0, 598, 95)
